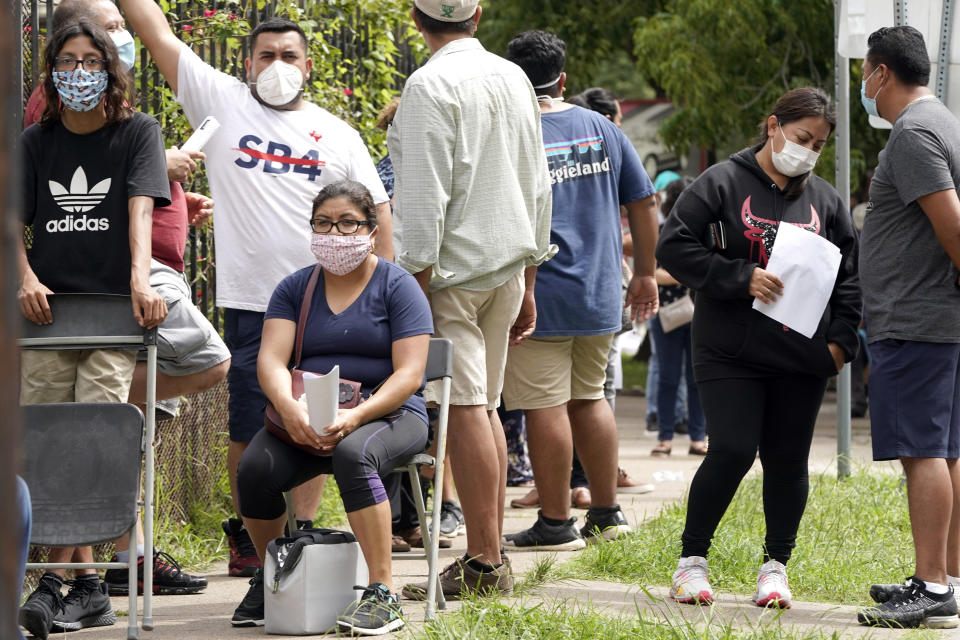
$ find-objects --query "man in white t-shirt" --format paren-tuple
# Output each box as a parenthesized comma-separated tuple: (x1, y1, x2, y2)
(119, 0, 393, 582)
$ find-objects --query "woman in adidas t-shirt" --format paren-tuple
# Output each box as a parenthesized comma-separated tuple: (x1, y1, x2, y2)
(15, 20, 169, 639)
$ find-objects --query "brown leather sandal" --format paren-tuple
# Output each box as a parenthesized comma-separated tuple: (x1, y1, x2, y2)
(651, 442, 672, 457)
(688, 442, 708, 456)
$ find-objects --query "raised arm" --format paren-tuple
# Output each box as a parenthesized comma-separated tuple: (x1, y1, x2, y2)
(118, 0, 183, 94)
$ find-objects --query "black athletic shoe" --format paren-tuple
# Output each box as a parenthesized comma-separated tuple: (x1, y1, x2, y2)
(870, 582, 904, 604)
(439, 500, 465, 537)
(337, 582, 404, 636)
(231, 568, 264, 627)
(223, 517, 261, 577)
(105, 550, 208, 595)
(51, 576, 116, 632)
(858, 577, 959, 628)
(645, 413, 658, 433)
(503, 511, 586, 551)
(18, 571, 64, 640)
(580, 507, 632, 542)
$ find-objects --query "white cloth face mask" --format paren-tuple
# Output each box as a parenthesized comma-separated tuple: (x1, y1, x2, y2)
(250, 60, 304, 109)
(771, 122, 820, 177)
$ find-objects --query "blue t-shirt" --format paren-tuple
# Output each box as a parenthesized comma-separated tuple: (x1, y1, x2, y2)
(265, 259, 434, 424)
(535, 106, 655, 335)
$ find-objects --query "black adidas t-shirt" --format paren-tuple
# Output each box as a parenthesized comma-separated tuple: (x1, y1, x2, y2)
(21, 112, 170, 294)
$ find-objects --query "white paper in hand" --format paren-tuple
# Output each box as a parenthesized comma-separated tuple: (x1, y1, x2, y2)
(302, 366, 339, 436)
(752, 222, 841, 338)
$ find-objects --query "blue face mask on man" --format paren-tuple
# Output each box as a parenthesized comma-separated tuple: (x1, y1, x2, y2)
(110, 30, 136, 70)
(860, 66, 884, 118)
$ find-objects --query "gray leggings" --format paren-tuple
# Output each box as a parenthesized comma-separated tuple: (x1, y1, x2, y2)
(238, 410, 428, 519)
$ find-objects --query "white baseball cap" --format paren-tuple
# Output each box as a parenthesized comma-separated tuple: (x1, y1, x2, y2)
(414, 0, 479, 22)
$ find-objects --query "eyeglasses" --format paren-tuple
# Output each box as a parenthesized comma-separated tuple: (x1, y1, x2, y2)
(310, 218, 373, 234)
(54, 56, 106, 72)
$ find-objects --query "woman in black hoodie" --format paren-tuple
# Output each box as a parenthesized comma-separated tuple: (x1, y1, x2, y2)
(657, 87, 860, 608)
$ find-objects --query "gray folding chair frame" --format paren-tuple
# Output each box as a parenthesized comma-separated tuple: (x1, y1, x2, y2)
(282, 337, 453, 620)
(18, 294, 159, 640)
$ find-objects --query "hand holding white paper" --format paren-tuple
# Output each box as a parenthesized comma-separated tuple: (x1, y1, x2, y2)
(181, 115, 220, 152)
(301, 366, 340, 436)
(752, 222, 842, 338)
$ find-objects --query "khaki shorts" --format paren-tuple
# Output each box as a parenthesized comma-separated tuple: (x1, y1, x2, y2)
(426, 271, 524, 409)
(503, 333, 615, 410)
(20, 349, 136, 405)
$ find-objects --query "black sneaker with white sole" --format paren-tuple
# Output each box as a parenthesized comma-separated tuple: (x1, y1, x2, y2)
(580, 506, 632, 542)
(870, 582, 904, 603)
(231, 568, 265, 627)
(18, 571, 64, 640)
(337, 583, 404, 636)
(858, 577, 959, 628)
(503, 511, 586, 551)
(51, 576, 116, 632)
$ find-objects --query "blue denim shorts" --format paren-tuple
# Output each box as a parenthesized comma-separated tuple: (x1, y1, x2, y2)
(869, 339, 960, 461)
(223, 308, 268, 443)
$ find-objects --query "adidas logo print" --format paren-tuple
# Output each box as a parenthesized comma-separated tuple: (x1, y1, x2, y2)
(47, 166, 111, 232)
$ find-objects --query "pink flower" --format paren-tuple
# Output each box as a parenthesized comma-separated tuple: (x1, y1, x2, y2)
(343, 88, 353, 96)
(182, 24, 193, 31)
(24, 25, 32, 32)
(204, 9, 215, 17)
(229, 13, 237, 20)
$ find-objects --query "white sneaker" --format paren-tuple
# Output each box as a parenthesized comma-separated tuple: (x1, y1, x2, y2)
(670, 556, 714, 604)
(753, 559, 792, 608)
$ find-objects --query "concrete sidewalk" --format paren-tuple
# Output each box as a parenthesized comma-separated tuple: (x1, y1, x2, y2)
(58, 392, 954, 639)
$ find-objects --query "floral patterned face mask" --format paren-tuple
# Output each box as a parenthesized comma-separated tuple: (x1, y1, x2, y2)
(52, 69, 108, 112)
(311, 233, 372, 275)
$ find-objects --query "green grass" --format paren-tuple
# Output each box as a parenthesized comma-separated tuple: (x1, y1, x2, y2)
(414, 594, 937, 639)
(553, 471, 912, 605)
(621, 353, 649, 391)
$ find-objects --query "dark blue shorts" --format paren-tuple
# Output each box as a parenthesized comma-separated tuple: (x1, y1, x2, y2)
(869, 339, 960, 461)
(223, 308, 268, 443)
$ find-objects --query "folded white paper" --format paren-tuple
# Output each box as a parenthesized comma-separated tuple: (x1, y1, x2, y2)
(752, 222, 841, 339)
(302, 366, 339, 435)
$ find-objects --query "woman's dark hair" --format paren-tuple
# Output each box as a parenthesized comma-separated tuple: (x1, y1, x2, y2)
(756, 87, 835, 197)
(413, 6, 476, 36)
(376, 97, 400, 131)
(757, 87, 836, 145)
(312, 180, 377, 226)
(250, 18, 309, 53)
(867, 26, 931, 87)
(505, 30, 566, 95)
(41, 20, 132, 127)
(662, 177, 694, 218)
(571, 87, 619, 120)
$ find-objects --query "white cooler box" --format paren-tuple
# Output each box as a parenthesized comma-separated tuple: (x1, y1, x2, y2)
(264, 529, 369, 635)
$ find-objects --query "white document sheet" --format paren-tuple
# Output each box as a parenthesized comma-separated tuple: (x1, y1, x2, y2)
(752, 223, 841, 339)
(302, 366, 339, 435)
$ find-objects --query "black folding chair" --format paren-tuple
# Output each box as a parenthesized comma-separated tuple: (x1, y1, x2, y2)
(19, 294, 159, 640)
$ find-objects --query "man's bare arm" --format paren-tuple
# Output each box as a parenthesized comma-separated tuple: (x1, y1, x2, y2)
(917, 189, 960, 275)
(118, 0, 183, 94)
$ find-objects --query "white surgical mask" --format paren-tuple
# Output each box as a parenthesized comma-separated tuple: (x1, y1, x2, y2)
(110, 29, 136, 70)
(250, 60, 304, 109)
(771, 122, 820, 177)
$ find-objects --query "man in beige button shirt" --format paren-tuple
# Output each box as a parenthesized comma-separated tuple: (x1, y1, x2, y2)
(390, 0, 554, 599)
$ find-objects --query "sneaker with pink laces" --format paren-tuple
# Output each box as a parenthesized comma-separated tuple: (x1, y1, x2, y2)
(753, 559, 792, 608)
(670, 556, 714, 604)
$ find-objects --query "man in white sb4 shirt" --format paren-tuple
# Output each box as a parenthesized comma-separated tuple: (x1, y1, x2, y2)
(118, 0, 392, 586)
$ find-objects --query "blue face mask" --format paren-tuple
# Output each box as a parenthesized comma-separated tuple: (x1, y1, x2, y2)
(110, 30, 136, 70)
(860, 67, 883, 118)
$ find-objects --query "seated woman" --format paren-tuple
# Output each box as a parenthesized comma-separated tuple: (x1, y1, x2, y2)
(231, 180, 432, 636)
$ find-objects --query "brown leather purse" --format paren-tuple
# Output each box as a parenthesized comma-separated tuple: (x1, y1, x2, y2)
(264, 264, 364, 456)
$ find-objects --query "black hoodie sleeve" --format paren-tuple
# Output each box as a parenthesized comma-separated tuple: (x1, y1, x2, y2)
(656, 168, 756, 298)
(822, 186, 862, 362)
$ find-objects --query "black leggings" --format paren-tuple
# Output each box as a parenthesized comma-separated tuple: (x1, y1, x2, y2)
(680, 375, 827, 564)
(238, 410, 428, 520)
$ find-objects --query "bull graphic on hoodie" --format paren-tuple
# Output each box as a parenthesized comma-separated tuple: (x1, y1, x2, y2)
(740, 195, 821, 266)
